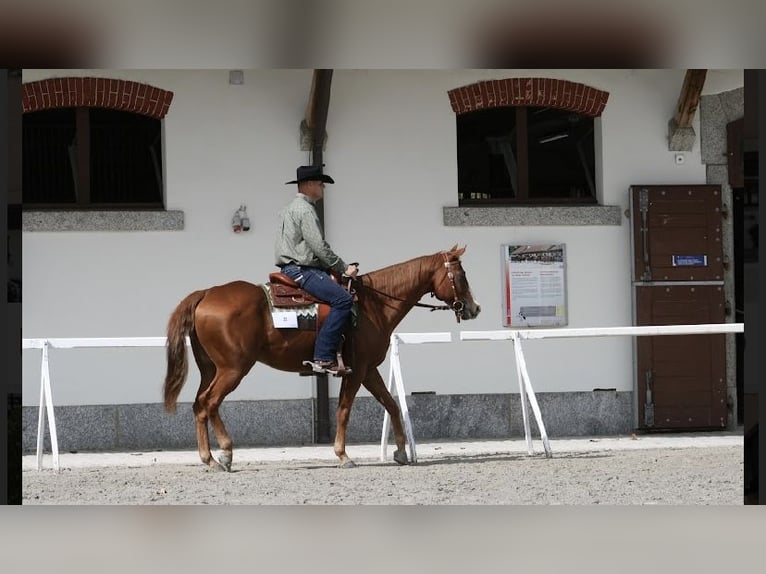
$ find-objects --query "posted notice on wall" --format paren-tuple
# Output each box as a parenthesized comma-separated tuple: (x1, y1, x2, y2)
(502, 244, 568, 327)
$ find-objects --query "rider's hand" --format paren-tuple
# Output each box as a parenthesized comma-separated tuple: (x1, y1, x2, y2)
(344, 263, 359, 277)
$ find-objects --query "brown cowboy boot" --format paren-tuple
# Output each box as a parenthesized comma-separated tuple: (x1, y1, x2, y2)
(304, 358, 352, 377)
(301, 335, 352, 376)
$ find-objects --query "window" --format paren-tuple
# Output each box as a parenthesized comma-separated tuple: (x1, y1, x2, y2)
(457, 106, 596, 205)
(23, 107, 164, 208)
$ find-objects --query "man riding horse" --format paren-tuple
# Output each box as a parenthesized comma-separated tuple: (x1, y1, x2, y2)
(164, 165, 481, 471)
(274, 164, 358, 376)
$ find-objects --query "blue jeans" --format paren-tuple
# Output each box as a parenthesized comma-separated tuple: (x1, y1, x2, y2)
(280, 265, 353, 361)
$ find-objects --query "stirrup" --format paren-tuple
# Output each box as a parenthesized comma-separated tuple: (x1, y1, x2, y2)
(302, 360, 352, 377)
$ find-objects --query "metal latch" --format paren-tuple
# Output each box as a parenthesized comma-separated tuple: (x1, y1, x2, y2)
(644, 370, 654, 427)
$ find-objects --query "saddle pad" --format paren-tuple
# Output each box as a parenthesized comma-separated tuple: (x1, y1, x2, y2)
(260, 284, 358, 331)
(261, 284, 318, 331)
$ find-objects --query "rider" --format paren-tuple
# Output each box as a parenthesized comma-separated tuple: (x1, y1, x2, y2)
(275, 164, 359, 375)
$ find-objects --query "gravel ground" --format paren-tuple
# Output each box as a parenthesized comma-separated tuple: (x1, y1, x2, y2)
(23, 444, 742, 505)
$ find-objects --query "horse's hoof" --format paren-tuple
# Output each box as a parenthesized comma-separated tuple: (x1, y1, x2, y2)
(393, 449, 409, 465)
(339, 460, 357, 469)
(218, 453, 232, 472)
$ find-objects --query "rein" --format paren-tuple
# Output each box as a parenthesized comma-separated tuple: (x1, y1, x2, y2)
(350, 253, 465, 321)
(353, 282, 452, 312)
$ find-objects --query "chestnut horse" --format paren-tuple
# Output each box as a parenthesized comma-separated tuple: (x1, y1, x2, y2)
(163, 245, 480, 470)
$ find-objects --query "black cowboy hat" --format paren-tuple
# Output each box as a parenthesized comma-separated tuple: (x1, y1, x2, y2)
(285, 164, 335, 184)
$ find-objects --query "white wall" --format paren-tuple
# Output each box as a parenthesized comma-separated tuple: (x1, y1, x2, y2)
(21, 69, 744, 407)
(22, 69, 319, 405)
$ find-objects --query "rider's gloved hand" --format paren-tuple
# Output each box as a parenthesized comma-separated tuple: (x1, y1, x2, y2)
(344, 263, 359, 278)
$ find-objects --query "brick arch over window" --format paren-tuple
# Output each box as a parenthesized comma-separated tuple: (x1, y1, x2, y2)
(448, 78, 609, 117)
(22, 77, 174, 119)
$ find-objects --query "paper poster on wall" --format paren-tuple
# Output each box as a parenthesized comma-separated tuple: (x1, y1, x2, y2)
(502, 244, 568, 327)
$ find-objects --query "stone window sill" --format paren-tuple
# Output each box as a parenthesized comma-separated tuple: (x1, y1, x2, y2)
(22, 210, 184, 232)
(443, 205, 623, 226)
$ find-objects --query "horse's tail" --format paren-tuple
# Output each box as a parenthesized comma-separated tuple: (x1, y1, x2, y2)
(164, 289, 206, 413)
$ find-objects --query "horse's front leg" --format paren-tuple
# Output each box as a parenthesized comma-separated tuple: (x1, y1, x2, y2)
(362, 367, 409, 465)
(334, 373, 363, 468)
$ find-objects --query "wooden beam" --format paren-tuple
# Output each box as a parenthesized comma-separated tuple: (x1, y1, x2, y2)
(305, 69, 333, 164)
(303, 71, 316, 129)
(673, 69, 707, 128)
(304, 69, 334, 444)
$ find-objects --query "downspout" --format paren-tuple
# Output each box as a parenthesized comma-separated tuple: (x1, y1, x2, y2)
(306, 69, 333, 443)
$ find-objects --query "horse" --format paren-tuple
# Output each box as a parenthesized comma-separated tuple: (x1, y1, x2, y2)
(163, 245, 481, 470)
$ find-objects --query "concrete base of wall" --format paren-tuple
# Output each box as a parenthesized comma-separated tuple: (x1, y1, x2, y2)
(24, 391, 635, 454)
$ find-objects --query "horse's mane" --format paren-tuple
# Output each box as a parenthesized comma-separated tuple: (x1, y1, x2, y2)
(359, 252, 442, 297)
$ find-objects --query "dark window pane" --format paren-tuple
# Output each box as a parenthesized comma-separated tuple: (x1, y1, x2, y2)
(22, 106, 164, 208)
(456, 105, 597, 205)
(457, 107, 516, 201)
(526, 107, 596, 201)
(22, 108, 77, 204)
(90, 108, 163, 205)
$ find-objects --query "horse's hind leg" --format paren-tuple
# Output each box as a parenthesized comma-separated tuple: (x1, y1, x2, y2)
(363, 367, 409, 465)
(191, 336, 245, 471)
(205, 367, 248, 472)
(190, 337, 219, 468)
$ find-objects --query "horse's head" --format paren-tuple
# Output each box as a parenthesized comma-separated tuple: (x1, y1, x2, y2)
(431, 245, 481, 322)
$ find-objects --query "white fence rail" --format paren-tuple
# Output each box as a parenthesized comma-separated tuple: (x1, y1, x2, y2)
(22, 337, 188, 471)
(23, 322, 744, 470)
(461, 323, 745, 341)
(22, 334, 432, 470)
(460, 322, 745, 458)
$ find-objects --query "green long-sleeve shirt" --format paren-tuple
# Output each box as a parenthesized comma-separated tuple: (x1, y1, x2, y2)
(274, 193, 347, 275)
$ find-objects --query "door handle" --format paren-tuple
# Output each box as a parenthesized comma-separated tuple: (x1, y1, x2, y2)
(639, 189, 652, 281)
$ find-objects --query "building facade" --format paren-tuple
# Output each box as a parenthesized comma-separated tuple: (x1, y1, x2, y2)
(21, 69, 745, 452)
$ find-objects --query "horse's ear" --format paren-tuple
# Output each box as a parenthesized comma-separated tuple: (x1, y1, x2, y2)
(455, 244, 466, 256)
(449, 244, 458, 252)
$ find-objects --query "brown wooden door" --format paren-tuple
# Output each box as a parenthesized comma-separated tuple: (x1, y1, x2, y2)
(630, 185, 724, 282)
(635, 285, 727, 429)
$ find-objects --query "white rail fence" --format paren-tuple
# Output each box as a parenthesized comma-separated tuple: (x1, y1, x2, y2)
(23, 322, 743, 471)
(22, 337, 181, 471)
(460, 323, 745, 458)
(21, 334, 441, 471)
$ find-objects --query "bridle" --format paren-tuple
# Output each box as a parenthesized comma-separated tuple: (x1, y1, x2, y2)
(440, 252, 465, 322)
(351, 253, 466, 323)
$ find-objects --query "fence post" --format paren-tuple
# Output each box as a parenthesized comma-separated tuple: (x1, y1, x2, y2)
(380, 334, 418, 463)
(36, 341, 60, 471)
(512, 332, 534, 455)
(511, 332, 552, 458)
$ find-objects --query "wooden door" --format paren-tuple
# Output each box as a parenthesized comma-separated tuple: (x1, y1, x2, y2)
(635, 285, 727, 429)
(630, 185, 724, 283)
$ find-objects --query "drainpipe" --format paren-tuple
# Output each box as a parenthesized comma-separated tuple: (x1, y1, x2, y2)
(307, 69, 333, 443)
